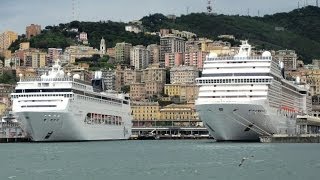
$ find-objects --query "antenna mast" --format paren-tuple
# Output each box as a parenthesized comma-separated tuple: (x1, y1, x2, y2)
(207, 0, 213, 14)
(72, 0, 75, 21)
(72, 0, 79, 21)
(317, 0, 319, 7)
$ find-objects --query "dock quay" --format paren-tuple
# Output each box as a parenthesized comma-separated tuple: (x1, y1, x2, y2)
(260, 115, 320, 143)
(260, 134, 320, 143)
(0, 137, 30, 143)
(131, 127, 210, 140)
(0, 120, 29, 143)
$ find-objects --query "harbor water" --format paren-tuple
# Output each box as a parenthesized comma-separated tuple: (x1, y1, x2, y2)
(0, 140, 319, 180)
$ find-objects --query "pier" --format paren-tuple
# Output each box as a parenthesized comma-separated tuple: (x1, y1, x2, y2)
(131, 127, 210, 140)
(0, 121, 29, 143)
(260, 115, 320, 143)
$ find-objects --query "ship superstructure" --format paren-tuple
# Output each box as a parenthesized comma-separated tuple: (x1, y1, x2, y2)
(11, 60, 132, 141)
(195, 41, 311, 141)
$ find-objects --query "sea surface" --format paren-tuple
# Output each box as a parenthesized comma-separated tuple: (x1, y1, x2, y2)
(0, 140, 319, 180)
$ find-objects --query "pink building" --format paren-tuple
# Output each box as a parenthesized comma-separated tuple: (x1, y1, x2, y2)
(184, 51, 207, 69)
(79, 32, 88, 41)
(165, 52, 183, 68)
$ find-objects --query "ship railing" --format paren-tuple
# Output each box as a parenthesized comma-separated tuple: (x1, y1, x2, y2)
(20, 77, 73, 82)
(207, 56, 272, 61)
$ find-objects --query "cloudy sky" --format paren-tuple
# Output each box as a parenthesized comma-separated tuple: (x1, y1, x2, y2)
(0, 0, 316, 34)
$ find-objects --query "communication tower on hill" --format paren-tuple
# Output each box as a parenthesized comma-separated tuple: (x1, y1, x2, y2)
(207, 0, 213, 14)
(72, 0, 80, 21)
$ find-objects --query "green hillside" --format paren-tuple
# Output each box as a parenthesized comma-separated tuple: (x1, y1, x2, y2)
(9, 6, 320, 63)
(9, 20, 159, 52)
(141, 6, 320, 63)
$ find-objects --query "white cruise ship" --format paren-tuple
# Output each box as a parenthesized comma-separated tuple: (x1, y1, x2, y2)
(11, 60, 132, 141)
(195, 41, 311, 141)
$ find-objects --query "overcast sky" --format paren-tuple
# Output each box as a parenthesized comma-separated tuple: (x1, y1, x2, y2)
(0, 0, 316, 34)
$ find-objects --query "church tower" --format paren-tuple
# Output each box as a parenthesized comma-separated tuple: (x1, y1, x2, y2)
(100, 37, 106, 56)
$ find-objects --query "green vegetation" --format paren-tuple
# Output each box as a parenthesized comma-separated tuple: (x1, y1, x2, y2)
(9, 20, 160, 52)
(0, 71, 16, 84)
(75, 54, 114, 71)
(0, 55, 4, 64)
(8, 6, 320, 64)
(141, 6, 320, 63)
(121, 85, 130, 94)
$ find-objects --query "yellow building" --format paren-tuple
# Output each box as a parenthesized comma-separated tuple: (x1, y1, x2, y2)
(131, 102, 160, 121)
(65, 45, 99, 63)
(131, 102, 201, 127)
(158, 103, 200, 127)
(0, 103, 6, 116)
(0, 31, 18, 50)
(0, 50, 12, 59)
(159, 104, 197, 121)
(19, 42, 30, 50)
(31, 52, 47, 68)
(164, 84, 199, 102)
(200, 39, 232, 56)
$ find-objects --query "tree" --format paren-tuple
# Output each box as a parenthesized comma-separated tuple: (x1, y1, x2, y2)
(121, 85, 130, 93)
(9, 62, 14, 68)
(0, 55, 4, 64)
(0, 71, 16, 84)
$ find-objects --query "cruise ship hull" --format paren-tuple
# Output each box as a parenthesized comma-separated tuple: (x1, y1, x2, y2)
(196, 101, 296, 141)
(16, 110, 131, 141)
(13, 96, 132, 142)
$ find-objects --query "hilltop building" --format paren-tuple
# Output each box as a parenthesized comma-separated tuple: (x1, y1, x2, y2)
(26, 24, 41, 39)
(79, 32, 88, 44)
(19, 42, 30, 50)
